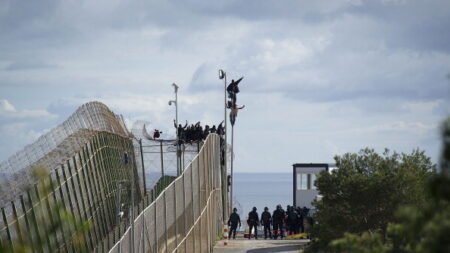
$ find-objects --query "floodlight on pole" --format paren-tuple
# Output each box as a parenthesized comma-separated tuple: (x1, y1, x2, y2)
(219, 69, 225, 80)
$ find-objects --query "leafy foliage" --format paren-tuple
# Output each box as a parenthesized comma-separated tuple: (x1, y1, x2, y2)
(308, 146, 435, 252)
(0, 167, 91, 253)
(314, 117, 450, 253)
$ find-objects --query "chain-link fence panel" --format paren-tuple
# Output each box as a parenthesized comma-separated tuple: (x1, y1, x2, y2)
(108, 134, 224, 253)
(174, 178, 185, 246)
(0, 102, 129, 207)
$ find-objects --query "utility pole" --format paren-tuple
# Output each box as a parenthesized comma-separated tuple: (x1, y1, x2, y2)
(169, 83, 180, 175)
(218, 69, 229, 219)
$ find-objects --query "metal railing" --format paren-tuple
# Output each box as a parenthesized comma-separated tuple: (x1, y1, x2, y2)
(109, 134, 223, 253)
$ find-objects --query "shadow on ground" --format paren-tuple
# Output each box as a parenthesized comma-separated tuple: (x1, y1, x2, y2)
(247, 245, 304, 252)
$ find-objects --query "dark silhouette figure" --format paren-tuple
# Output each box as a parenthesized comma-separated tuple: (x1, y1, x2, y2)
(228, 208, 241, 239)
(247, 207, 259, 239)
(153, 129, 162, 139)
(174, 120, 188, 143)
(261, 207, 272, 239)
(210, 125, 217, 133)
(217, 121, 225, 136)
(296, 206, 305, 233)
(272, 205, 284, 239)
(226, 77, 243, 105)
(288, 206, 299, 234)
(227, 103, 245, 126)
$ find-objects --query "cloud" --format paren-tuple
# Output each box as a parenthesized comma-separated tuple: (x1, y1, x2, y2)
(0, 99, 14, 112)
(0, 0, 449, 171)
(4, 60, 57, 71)
(0, 99, 56, 119)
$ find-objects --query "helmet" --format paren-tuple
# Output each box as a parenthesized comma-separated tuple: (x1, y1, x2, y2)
(252, 207, 257, 211)
(264, 207, 268, 211)
(233, 208, 237, 212)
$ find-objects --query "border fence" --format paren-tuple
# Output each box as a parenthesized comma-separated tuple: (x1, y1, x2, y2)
(109, 134, 223, 253)
(0, 101, 227, 252)
(0, 102, 129, 206)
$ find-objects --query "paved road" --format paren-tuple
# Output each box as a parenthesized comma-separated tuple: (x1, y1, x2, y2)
(213, 236, 308, 253)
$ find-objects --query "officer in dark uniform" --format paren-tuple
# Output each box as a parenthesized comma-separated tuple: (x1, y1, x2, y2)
(247, 207, 259, 239)
(272, 205, 284, 239)
(228, 208, 241, 239)
(288, 206, 299, 234)
(260, 207, 272, 239)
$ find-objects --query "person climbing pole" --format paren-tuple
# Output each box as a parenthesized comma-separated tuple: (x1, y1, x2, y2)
(227, 103, 245, 126)
(226, 77, 243, 105)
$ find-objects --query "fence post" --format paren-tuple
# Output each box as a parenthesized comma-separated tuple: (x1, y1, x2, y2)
(33, 184, 53, 252)
(71, 156, 94, 251)
(142, 204, 145, 253)
(139, 139, 147, 195)
(40, 179, 59, 249)
(19, 195, 35, 253)
(154, 199, 158, 253)
(163, 191, 168, 253)
(182, 173, 187, 253)
(1, 207, 13, 251)
(63, 161, 90, 252)
(191, 160, 196, 252)
(84, 143, 106, 240)
(160, 140, 165, 179)
(48, 174, 69, 253)
(11, 201, 24, 245)
(174, 178, 178, 252)
(56, 168, 75, 251)
(26, 189, 44, 253)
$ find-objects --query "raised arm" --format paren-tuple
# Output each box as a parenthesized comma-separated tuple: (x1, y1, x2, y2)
(238, 105, 245, 109)
(234, 76, 244, 86)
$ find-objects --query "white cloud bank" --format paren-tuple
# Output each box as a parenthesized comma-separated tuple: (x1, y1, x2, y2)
(0, 0, 449, 171)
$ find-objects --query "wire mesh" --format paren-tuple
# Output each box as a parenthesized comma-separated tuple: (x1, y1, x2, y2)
(0, 102, 129, 207)
(0, 101, 138, 252)
(108, 134, 224, 253)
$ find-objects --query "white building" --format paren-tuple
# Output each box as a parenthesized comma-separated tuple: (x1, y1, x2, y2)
(293, 163, 329, 208)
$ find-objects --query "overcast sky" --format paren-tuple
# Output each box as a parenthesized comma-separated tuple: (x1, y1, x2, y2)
(1, 0, 449, 172)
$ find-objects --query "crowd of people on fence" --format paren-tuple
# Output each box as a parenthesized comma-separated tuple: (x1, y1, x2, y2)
(173, 120, 225, 144)
(227, 205, 314, 240)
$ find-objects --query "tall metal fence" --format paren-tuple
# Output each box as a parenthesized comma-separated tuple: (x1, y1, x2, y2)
(0, 101, 129, 206)
(109, 134, 223, 253)
(0, 131, 138, 252)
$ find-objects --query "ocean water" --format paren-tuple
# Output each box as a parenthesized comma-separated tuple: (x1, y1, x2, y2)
(233, 172, 293, 221)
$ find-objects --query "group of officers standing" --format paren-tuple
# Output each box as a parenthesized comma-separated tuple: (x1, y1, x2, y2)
(227, 205, 312, 240)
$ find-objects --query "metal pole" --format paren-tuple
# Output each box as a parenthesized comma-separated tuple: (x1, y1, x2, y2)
(130, 153, 135, 253)
(160, 140, 165, 178)
(230, 125, 234, 214)
(173, 83, 181, 176)
(223, 72, 229, 220)
(139, 139, 147, 193)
